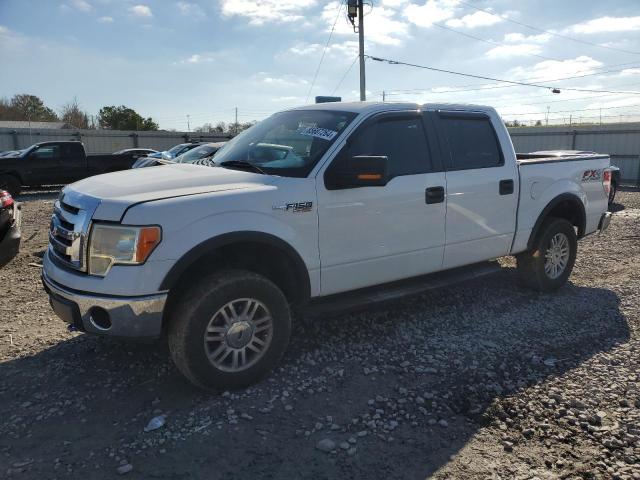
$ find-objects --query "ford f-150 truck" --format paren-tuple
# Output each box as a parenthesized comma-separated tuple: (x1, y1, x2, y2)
(42, 102, 612, 390)
(0, 141, 145, 196)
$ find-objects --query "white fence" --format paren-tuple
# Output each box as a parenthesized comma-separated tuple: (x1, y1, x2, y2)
(508, 123, 640, 186)
(2, 123, 639, 185)
(0, 128, 230, 154)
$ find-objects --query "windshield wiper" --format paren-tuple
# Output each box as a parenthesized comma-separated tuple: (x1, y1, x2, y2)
(218, 160, 267, 175)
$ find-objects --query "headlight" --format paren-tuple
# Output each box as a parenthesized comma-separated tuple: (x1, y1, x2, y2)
(88, 224, 161, 276)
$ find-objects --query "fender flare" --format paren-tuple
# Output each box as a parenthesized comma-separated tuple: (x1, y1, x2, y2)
(527, 193, 586, 250)
(159, 231, 311, 301)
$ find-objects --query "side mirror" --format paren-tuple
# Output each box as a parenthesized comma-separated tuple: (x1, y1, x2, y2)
(325, 155, 389, 190)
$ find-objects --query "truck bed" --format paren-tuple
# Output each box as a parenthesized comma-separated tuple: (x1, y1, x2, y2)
(511, 151, 610, 255)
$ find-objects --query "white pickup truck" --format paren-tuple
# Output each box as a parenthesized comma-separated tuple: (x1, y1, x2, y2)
(42, 102, 612, 389)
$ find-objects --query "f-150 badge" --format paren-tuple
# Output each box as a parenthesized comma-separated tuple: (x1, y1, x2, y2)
(273, 202, 313, 213)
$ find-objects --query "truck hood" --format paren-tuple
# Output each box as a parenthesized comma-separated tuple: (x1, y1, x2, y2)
(67, 164, 276, 221)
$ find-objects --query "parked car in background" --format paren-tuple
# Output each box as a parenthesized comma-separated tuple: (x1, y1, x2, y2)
(43, 102, 612, 390)
(0, 141, 143, 196)
(112, 148, 158, 161)
(132, 142, 205, 168)
(174, 142, 226, 166)
(532, 150, 620, 206)
(0, 190, 21, 268)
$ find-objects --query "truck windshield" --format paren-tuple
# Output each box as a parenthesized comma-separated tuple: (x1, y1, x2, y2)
(213, 110, 357, 178)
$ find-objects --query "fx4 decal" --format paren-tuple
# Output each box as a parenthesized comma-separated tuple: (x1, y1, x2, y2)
(582, 169, 602, 182)
(273, 201, 313, 213)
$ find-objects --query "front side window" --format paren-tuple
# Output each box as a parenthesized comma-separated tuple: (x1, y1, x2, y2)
(213, 110, 357, 177)
(347, 115, 432, 178)
(439, 116, 502, 170)
(33, 145, 60, 160)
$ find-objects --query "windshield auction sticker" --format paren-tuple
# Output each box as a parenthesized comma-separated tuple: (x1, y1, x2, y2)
(297, 126, 338, 141)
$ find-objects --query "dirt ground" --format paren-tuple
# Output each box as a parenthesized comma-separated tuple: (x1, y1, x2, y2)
(0, 188, 639, 479)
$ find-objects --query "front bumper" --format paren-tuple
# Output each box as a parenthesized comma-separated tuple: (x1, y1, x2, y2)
(42, 270, 167, 338)
(599, 211, 612, 232)
(0, 203, 21, 269)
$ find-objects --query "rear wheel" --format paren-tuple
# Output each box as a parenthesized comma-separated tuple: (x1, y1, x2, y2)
(0, 175, 20, 197)
(168, 270, 292, 390)
(516, 218, 577, 292)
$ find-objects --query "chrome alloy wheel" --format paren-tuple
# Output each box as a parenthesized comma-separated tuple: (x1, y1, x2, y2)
(203, 298, 274, 372)
(544, 232, 570, 279)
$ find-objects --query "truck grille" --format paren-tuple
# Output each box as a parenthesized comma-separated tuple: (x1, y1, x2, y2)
(48, 192, 98, 272)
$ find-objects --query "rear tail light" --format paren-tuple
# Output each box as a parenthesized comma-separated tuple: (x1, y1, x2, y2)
(602, 169, 611, 197)
(0, 190, 13, 208)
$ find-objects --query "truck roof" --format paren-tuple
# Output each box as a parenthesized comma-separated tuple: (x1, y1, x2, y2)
(287, 101, 497, 115)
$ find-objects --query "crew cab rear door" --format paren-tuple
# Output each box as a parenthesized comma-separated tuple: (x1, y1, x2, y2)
(430, 110, 519, 268)
(316, 111, 446, 296)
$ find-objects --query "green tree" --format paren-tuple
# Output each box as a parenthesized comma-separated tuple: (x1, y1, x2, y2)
(0, 94, 58, 122)
(98, 105, 159, 131)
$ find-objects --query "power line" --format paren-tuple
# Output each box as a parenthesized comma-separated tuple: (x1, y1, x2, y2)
(367, 55, 640, 95)
(332, 55, 360, 95)
(378, 61, 640, 96)
(305, 0, 344, 104)
(456, 0, 640, 56)
(499, 102, 640, 117)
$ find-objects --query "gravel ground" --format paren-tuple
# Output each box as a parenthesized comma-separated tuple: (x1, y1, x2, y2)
(0, 188, 639, 479)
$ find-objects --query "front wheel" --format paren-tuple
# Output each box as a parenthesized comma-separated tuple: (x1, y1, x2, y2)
(608, 181, 617, 207)
(516, 218, 577, 292)
(168, 270, 292, 390)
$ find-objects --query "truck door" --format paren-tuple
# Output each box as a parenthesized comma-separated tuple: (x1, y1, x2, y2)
(26, 144, 65, 185)
(316, 111, 446, 296)
(431, 110, 519, 269)
(60, 143, 86, 182)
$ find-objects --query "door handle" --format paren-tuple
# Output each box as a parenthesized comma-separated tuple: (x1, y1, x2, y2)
(499, 179, 514, 195)
(425, 186, 445, 204)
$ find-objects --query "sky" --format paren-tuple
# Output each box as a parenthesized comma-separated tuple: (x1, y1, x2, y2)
(1, 0, 640, 130)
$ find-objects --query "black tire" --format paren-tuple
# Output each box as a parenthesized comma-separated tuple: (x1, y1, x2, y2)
(0, 175, 20, 197)
(168, 269, 292, 390)
(516, 218, 577, 292)
(608, 181, 617, 207)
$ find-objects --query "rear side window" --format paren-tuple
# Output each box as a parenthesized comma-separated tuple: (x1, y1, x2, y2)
(438, 116, 502, 170)
(349, 116, 432, 177)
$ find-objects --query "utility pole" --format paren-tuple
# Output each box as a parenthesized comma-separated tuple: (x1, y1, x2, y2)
(545, 106, 550, 126)
(186, 114, 190, 133)
(234, 107, 238, 136)
(347, 1, 366, 101)
(382, 91, 386, 102)
(358, 0, 365, 101)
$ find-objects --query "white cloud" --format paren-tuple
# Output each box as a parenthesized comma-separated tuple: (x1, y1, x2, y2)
(324, 1, 409, 45)
(129, 5, 153, 17)
(584, 97, 640, 110)
(486, 44, 543, 58)
(259, 74, 308, 87)
(381, 0, 409, 6)
(177, 2, 205, 17)
(568, 16, 640, 34)
(619, 68, 640, 77)
(284, 40, 359, 60)
(70, 0, 92, 11)
(98, 16, 114, 23)
(446, 10, 501, 28)
(179, 53, 218, 64)
(403, 0, 459, 28)
(503, 32, 551, 44)
(220, 0, 316, 25)
(509, 56, 603, 82)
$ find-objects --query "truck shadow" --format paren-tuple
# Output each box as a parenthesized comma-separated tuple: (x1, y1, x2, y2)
(0, 267, 629, 479)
